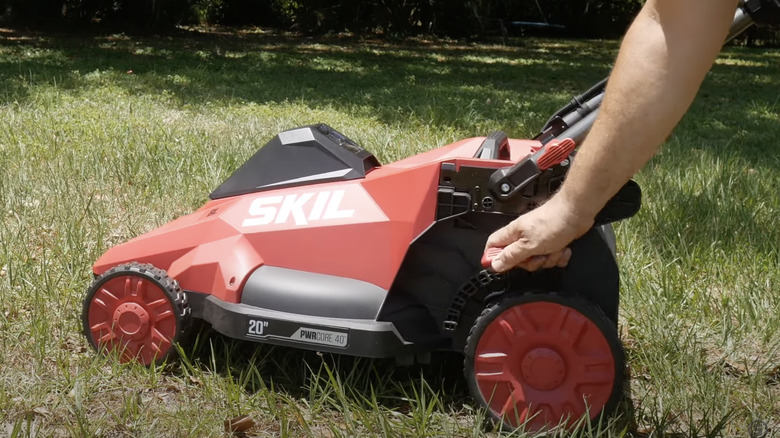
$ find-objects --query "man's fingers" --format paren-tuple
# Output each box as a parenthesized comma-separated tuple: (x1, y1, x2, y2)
(539, 248, 572, 269)
(491, 240, 533, 272)
(541, 252, 562, 269)
(557, 248, 572, 268)
(485, 219, 523, 249)
(520, 255, 547, 271)
(492, 247, 573, 272)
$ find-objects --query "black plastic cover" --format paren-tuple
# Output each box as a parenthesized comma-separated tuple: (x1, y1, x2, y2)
(594, 180, 642, 225)
(210, 124, 380, 199)
(745, 0, 780, 25)
(199, 295, 423, 358)
(474, 131, 510, 160)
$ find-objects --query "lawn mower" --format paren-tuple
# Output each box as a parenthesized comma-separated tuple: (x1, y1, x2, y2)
(82, 4, 763, 432)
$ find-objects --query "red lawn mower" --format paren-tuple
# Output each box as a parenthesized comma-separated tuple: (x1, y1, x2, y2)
(82, 5, 763, 432)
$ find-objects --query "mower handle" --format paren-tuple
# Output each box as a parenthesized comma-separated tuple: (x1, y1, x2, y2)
(535, 5, 756, 146)
(489, 3, 757, 200)
(481, 4, 756, 270)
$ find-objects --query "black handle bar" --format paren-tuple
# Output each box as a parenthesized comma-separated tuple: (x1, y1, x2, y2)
(534, 5, 756, 146)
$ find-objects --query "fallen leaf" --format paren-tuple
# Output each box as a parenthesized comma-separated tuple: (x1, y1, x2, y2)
(224, 414, 255, 433)
(163, 384, 181, 392)
(33, 406, 51, 417)
(767, 364, 779, 386)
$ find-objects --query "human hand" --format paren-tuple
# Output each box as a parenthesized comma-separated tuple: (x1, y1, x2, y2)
(484, 196, 594, 272)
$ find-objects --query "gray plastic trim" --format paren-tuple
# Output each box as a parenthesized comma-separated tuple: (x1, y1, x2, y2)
(597, 224, 617, 260)
(278, 127, 316, 144)
(261, 169, 352, 188)
(241, 265, 388, 320)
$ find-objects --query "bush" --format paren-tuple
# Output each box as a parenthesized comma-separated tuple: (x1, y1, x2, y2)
(6, 0, 777, 44)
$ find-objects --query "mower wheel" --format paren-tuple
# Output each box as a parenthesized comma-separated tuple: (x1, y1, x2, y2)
(463, 293, 623, 432)
(82, 263, 190, 366)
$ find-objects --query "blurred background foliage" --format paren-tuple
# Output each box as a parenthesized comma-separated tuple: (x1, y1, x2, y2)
(0, 0, 777, 43)
(0, 0, 643, 37)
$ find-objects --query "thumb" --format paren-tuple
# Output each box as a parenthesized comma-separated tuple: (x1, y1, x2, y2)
(486, 221, 522, 250)
(491, 240, 534, 273)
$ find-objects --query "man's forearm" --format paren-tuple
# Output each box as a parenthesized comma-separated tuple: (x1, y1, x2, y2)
(557, 0, 737, 222)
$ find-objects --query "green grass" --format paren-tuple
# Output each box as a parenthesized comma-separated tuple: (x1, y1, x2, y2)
(0, 27, 778, 437)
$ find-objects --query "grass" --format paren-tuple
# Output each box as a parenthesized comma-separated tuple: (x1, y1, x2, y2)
(0, 26, 778, 437)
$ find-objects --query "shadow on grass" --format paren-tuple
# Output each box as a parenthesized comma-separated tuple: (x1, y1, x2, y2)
(0, 26, 617, 136)
(174, 326, 638, 435)
(182, 326, 471, 407)
(1, 26, 777, 161)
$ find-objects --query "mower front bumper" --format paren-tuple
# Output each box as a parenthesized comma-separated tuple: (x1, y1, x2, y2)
(188, 293, 433, 358)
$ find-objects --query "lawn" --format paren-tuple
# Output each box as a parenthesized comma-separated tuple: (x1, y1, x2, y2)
(0, 26, 778, 437)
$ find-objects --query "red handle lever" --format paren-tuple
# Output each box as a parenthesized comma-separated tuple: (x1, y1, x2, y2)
(536, 138, 576, 170)
(481, 247, 503, 268)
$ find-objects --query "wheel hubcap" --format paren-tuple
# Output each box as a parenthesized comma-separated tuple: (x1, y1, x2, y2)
(113, 302, 151, 340)
(521, 347, 566, 390)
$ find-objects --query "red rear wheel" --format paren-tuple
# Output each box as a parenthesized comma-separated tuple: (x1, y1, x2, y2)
(464, 294, 623, 432)
(82, 263, 189, 365)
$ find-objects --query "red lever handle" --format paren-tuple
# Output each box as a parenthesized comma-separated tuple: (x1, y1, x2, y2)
(536, 138, 576, 170)
(481, 247, 503, 268)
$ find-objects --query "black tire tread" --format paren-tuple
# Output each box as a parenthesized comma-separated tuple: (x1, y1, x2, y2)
(82, 262, 191, 365)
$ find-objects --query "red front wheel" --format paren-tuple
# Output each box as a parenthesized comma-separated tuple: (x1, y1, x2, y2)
(463, 293, 624, 432)
(82, 263, 190, 366)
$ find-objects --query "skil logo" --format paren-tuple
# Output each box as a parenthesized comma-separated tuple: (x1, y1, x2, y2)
(242, 190, 354, 227)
